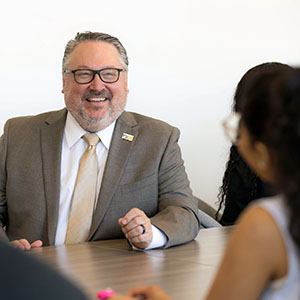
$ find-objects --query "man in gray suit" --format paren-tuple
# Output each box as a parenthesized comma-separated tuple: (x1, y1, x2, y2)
(0, 31, 200, 251)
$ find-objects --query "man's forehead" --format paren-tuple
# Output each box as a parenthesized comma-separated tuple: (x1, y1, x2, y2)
(67, 41, 121, 66)
(71, 40, 118, 55)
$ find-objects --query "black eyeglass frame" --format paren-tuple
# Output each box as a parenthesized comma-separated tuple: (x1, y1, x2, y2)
(64, 68, 126, 84)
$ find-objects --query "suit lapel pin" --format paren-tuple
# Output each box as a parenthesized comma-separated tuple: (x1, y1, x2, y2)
(122, 133, 134, 142)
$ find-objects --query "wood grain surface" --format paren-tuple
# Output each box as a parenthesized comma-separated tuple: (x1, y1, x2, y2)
(31, 227, 233, 300)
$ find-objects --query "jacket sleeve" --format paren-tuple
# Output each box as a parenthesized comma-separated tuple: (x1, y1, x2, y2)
(150, 126, 201, 248)
(0, 120, 9, 241)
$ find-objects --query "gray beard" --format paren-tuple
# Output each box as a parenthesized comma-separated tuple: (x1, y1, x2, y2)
(75, 106, 124, 132)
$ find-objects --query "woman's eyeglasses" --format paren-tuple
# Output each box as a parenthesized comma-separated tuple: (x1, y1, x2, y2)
(222, 112, 241, 145)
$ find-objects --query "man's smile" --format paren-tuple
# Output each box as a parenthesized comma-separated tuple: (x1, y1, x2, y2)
(86, 97, 108, 102)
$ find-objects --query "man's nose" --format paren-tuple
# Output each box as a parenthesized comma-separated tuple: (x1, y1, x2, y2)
(89, 73, 106, 90)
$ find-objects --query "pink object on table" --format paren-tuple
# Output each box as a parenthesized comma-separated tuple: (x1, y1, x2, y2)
(97, 288, 115, 299)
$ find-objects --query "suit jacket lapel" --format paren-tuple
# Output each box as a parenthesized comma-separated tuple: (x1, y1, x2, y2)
(40, 108, 67, 245)
(89, 112, 138, 238)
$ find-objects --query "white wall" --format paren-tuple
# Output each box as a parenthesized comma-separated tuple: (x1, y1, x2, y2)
(1, 0, 300, 208)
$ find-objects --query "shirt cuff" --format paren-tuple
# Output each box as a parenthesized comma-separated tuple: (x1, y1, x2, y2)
(132, 224, 167, 251)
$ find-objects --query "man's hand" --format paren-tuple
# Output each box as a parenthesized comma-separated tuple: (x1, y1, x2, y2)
(118, 208, 153, 249)
(10, 239, 43, 251)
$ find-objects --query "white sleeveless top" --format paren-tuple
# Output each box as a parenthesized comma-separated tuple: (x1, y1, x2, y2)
(257, 195, 300, 299)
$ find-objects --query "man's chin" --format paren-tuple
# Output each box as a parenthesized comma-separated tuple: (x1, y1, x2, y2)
(78, 110, 122, 132)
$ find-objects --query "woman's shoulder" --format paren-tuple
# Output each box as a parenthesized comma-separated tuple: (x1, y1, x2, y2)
(235, 197, 288, 279)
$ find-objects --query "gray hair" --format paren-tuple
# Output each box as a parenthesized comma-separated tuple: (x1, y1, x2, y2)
(62, 31, 129, 72)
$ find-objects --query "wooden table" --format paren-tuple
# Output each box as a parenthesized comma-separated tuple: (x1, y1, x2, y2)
(31, 227, 232, 300)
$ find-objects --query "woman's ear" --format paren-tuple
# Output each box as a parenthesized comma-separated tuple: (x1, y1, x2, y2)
(254, 141, 275, 182)
(255, 142, 269, 170)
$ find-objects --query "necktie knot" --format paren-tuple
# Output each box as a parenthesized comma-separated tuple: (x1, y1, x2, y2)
(83, 133, 100, 148)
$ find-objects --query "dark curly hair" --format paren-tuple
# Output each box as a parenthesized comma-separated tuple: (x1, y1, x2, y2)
(216, 62, 292, 222)
(241, 68, 300, 254)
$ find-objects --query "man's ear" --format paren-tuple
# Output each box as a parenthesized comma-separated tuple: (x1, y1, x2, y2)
(61, 76, 65, 94)
(124, 74, 130, 94)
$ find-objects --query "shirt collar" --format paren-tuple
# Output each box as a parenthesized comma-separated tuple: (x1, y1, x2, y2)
(65, 112, 116, 150)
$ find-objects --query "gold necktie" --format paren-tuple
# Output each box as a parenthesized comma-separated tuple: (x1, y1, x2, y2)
(65, 133, 100, 244)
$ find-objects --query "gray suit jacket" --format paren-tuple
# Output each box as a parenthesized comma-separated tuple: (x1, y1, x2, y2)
(0, 109, 200, 248)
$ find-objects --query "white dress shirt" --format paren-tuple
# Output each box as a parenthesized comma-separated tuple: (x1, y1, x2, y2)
(55, 112, 166, 249)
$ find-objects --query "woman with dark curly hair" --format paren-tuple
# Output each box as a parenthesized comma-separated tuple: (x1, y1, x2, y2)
(111, 66, 300, 300)
(217, 62, 292, 225)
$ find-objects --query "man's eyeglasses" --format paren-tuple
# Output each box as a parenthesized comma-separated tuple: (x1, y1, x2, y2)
(222, 112, 241, 145)
(64, 68, 126, 84)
